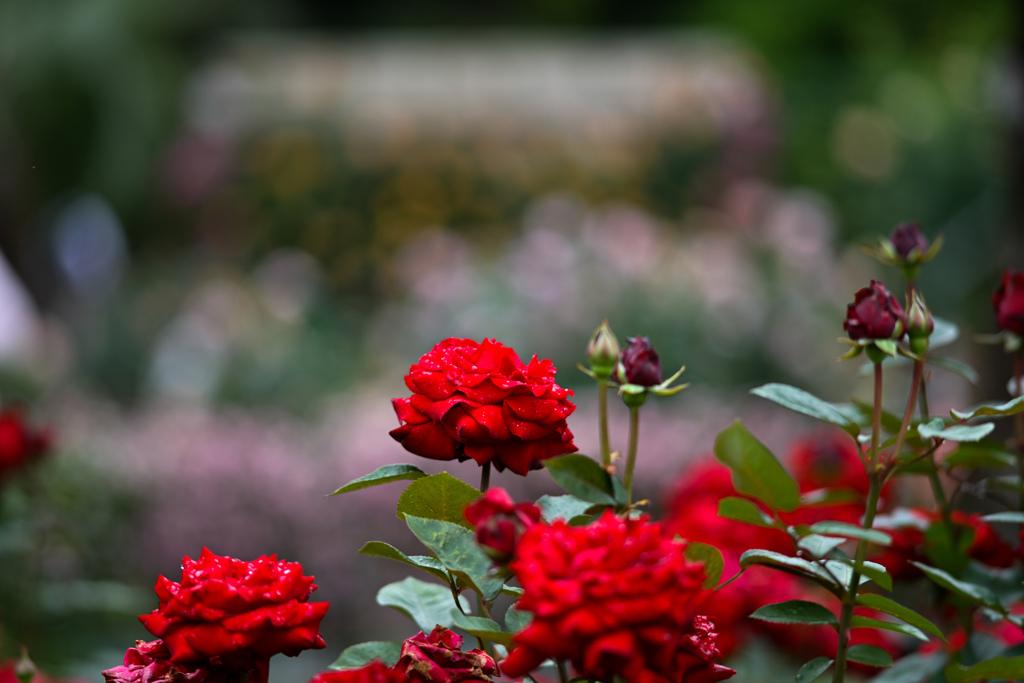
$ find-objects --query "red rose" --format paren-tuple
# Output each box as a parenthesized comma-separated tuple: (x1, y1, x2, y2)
(618, 337, 662, 387)
(993, 269, 1024, 337)
(0, 408, 51, 476)
(389, 338, 577, 476)
(843, 281, 906, 341)
(501, 512, 734, 683)
(306, 662, 406, 683)
(464, 489, 542, 564)
(138, 549, 329, 683)
(102, 640, 231, 683)
(394, 626, 496, 683)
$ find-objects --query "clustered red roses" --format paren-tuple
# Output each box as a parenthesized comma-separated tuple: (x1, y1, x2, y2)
(0, 408, 50, 480)
(306, 627, 495, 683)
(500, 511, 735, 683)
(107, 549, 329, 683)
(390, 338, 577, 475)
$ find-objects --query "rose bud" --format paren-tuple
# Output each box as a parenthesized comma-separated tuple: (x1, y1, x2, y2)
(889, 222, 929, 261)
(618, 336, 663, 387)
(394, 626, 496, 683)
(906, 290, 934, 356)
(464, 488, 541, 564)
(993, 270, 1024, 337)
(843, 281, 906, 342)
(586, 320, 620, 380)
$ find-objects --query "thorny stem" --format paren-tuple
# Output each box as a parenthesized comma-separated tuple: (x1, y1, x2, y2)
(480, 461, 491, 493)
(598, 378, 612, 468)
(624, 405, 641, 504)
(1014, 353, 1024, 509)
(833, 362, 885, 683)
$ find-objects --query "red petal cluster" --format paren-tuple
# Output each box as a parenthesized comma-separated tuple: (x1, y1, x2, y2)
(0, 408, 51, 478)
(138, 549, 329, 682)
(102, 640, 232, 683)
(395, 626, 496, 683)
(501, 511, 735, 683)
(306, 662, 407, 683)
(464, 489, 542, 564)
(844, 280, 906, 341)
(389, 338, 577, 475)
(993, 269, 1024, 336)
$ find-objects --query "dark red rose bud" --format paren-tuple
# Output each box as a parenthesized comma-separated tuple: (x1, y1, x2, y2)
(993, 270, 1024, 337)
(464, 488, 541, 564)
(395, 626, 496, 683)
(619, 337, 663, 387)
(843, 281, 906, 341)
(889, 222, 929, 260)
(0, 409, 51, 477)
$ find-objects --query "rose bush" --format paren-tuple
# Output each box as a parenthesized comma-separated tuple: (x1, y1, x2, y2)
(394, 626, 496, 683)
(389, 338, 577, 475)
(500, 511, 735, 683)
(138, 549, 329, 682)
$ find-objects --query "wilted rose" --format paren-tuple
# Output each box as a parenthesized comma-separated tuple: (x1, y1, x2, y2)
(395, 626, 496, 683)
(102, 640, 230, 683)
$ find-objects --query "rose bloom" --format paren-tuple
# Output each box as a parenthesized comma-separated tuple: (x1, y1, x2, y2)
(993, 269, 1024, 337)
(306, 662, 406, 683)
(0, 408, 51, 477)
(394, 626, 496, 683)
(464, 488, 542, 564)
(618, 337, 662, 387)
(102, 640, 231, 683)
(138, 549, 329, 683)
(501, 511, 735, 683)
(390, 338, 577, 475)
(844, 280, 906, 341)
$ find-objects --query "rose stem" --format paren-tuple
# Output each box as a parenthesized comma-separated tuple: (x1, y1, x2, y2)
(598, 377, 612, 468)
(917, 368, 958, 567)
(556, 659, 570, 683)
(480, 461, 491, 492)
(623, 405, 641, 504)
(1015, 352, 1024, 510)
(833, 360, 884, 683)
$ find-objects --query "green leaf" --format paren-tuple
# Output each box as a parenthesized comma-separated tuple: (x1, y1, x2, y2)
(718, 497, 779, 528)
(917, 419, 995, 442)
(330, 641, 403, 670)
(930, 316, 959, 348)
(870, 652, 943, 683)
(809, 522, 892, 546)
(951, 395, 1024, 421)
(405, 516, 505, 601)
(750, 600, 838, 627)
(329, 464, 428, 495)
(715, 421, 800, 512)
(504, 605, 532, 633)
(854, 593, 945, 641)
(944, 655, 1024, 683)
(944, 444, 1016, 469)
(846, 644, 893, 668)
(536, 494, 593, 523)
(543, 454, 618, 506)
(797, 534, 846, 559)
(910, 562, 1003, 611)
(927, 356, 979, 384)
(449, 610, 512, 645)
(377, 577, 468, 631)
(750, 383, 858, 436)
(685, 542, 724, 588)
(982, 511, 1024, 524)
(739, 550, 844, 593)
(502, 585, 524, 599)
(850, 615, 928, 642)
(397, 473, 481, 529)
(358, 541, 451, 583)
(795, 656, 833, 683)
(837, 558, 892, 592)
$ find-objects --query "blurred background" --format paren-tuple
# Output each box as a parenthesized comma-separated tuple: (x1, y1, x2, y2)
(1, 1, 1023, 681)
